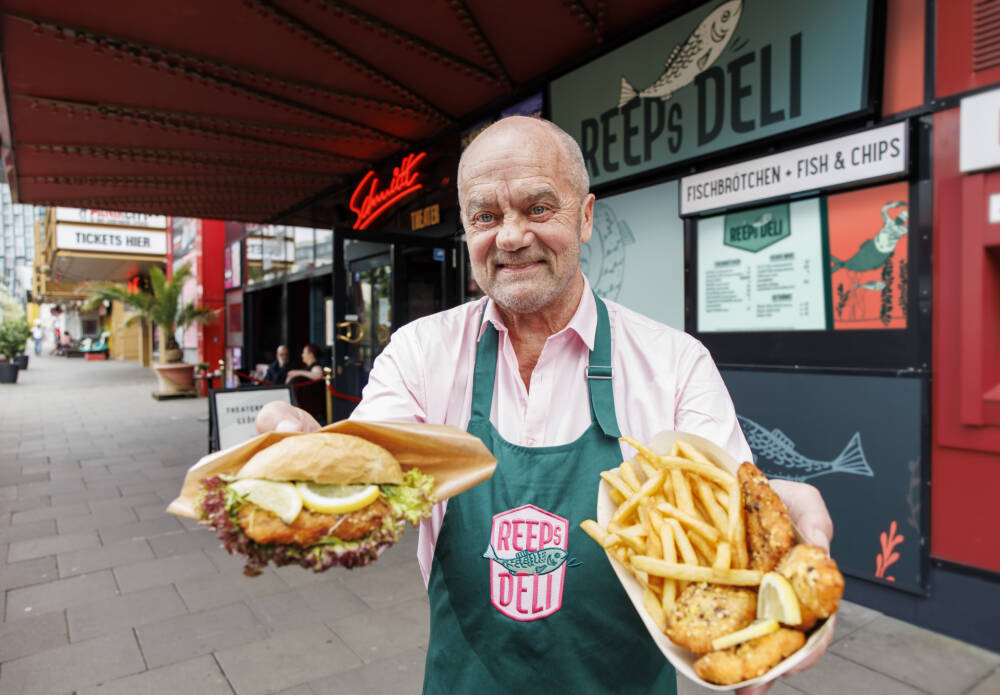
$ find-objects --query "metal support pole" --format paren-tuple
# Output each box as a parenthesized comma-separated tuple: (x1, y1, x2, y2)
(324, 366, 333, 425)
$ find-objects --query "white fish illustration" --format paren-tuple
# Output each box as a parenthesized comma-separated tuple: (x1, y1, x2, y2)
(618, 0, 743, 108)
(751, 213, 774, 229)
(737, 415, 875, 482)
(855, 281, 886, 291)
(581, 202, 635, 300)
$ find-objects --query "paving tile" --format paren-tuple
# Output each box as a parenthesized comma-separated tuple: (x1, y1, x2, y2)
(830, 614, 1000, 695)
(7, 530, 100, 562)
(327, 596, 428, 664)
(56, 505, 139, 533)
(272, 687, 315, 695)
(175, 566, 289, 613)
(783, 651, 926, 694)
(216, 623, 362, 695)
(50, 487, 119, 505)
(76, 654, 234, 695)
(57, 537, 154, 577)
(306, 646, 425, 695)
(147, 527, 222, 558)
(136, 601, 266, 669)
(68, 584, 189, 642)
(5, 569, 119, 621)
(0, 496, 50, 515)
(967, 664, 1000, 695)
(89, 491, 162, 514)
(0, 610, 69, 662)
(0, 555, 58, 590)
(113, 549, 218, 593)
(336, 560, 426, 610)
(832, 599, 882, 643)
(295, 580, 374, 621)
(676, 677, 803, 695)
(16, 477, 86, 498)
(0, 518, 57, 545)
(10, 501, 89, 525)
(97, 515, 184, 545)
(0, 630, 145, 695)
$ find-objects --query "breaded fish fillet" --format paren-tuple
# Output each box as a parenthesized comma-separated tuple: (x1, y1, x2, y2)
(665, 582, 757, 654)
(693, 627, 806, 685)
(776, 544, 844, 630)
(739, 462, 795, 572)
(237, 499, 389, 547)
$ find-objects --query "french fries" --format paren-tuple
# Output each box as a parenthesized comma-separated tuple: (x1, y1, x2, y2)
(580, 436, 755, 632)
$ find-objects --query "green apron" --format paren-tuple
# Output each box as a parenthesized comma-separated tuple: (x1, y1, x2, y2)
(423, 294, 676, 694)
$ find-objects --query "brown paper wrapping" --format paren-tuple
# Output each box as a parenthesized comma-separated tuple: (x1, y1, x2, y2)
(167, 420, 497, 520)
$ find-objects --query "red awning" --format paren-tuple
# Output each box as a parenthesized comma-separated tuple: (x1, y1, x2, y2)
(1, 0, 674, 225)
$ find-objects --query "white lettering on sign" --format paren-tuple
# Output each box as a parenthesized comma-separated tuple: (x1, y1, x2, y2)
(55, 207, 167, 229)
(961, 87, 1000, 173)
(680, 122, 908, 216)
(56, 224, 167, 255)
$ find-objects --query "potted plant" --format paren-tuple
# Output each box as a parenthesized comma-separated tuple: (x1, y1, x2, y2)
(85, 264, 215, 396)
(0, 318, 31, 384)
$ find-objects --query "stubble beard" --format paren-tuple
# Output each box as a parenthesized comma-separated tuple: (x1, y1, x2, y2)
(477, 239, 581, 315)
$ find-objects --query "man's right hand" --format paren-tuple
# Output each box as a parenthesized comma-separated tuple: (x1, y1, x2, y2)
(256, 401, 321, 434)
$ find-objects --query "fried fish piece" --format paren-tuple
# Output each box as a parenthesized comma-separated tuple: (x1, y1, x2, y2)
(693, 627, 806, 685)
(739, 462, 795, 572)
(776, 544, 844, 630)
(665, 582, 757, 654)
(236, 499, 389, 547)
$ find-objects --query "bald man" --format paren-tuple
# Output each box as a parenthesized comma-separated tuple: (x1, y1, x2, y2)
(259, 117, 833, 695)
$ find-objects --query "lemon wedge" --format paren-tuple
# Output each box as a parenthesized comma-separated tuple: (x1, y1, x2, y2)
(230, 479, 302, 524)
(711, 619, 780, 651)
(295, 482, 380, 515)
(757, 571, 803, 626)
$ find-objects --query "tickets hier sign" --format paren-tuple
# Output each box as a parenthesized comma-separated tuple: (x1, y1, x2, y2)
(55, 223, 167, 255)
(550, 0, 874, 187)
(680, 122, 907, 215)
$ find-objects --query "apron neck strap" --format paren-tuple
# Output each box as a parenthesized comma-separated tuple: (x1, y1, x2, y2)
(469, 294, 621, 439)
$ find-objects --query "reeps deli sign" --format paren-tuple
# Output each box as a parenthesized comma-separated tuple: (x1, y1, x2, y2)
(550, 0, 873, 186)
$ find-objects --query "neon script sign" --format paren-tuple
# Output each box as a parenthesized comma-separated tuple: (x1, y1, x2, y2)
(349, 152, 428, 230)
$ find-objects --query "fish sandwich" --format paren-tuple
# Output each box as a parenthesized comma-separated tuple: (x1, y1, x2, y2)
(199, 432, 435, 575)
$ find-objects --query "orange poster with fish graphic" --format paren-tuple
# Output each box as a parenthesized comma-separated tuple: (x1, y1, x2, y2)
(827, 181, 909, 330)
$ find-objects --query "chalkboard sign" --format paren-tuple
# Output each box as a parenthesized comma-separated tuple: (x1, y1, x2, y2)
(720, 368, 927, 593)
(209, 385, 296, 453)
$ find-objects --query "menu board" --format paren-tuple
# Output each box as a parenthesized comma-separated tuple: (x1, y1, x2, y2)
(697, 199, 828, 332)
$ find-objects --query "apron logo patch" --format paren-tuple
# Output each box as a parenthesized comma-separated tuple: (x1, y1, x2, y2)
(484, 504, 580, 621)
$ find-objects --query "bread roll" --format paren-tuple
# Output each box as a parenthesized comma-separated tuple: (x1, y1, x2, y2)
(236, 432, 403, 485)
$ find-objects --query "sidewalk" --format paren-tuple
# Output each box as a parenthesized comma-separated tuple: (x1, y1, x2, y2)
(1, 355, 998, 695)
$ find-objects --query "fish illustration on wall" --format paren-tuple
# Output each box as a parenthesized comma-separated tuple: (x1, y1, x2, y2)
(737, 415, 875, 481)
(618, 0, 743, 108)
(830, 201, 908, 272)
(483, 544, 581, 575)
(581, 201, 635, 300)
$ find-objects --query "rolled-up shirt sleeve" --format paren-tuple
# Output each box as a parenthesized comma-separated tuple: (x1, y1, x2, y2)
(673, 340, 753, 464)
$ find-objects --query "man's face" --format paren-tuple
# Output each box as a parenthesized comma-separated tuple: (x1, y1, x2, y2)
(276, 346, 289, 364)
(459, 122, 593, 316)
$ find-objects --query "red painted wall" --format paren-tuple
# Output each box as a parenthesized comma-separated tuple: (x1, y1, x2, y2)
(882, 0, 925, 116)
(937, 0, 1000, 98)
(198, 219, 226, 371)
(931, 108, 1000, 572)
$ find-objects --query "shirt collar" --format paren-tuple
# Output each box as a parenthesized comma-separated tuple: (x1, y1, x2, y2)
(476, 275, 597, 351)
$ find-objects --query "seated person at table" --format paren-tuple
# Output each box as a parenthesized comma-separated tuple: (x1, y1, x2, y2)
(284, 343, 324, 383)
(263, 344, 291, 385)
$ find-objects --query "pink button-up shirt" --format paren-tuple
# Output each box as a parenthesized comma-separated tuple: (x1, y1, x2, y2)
(352, 279, 752, 583)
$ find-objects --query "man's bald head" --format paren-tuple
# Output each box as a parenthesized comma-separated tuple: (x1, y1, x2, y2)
(457, 116, 590, 208)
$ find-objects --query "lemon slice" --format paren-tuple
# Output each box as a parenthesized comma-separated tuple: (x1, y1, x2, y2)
(757, 571, 803, 626)
(230, 479, 302, 524)
(295, 482, 380, 515)
(711, 619, 780, 651)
